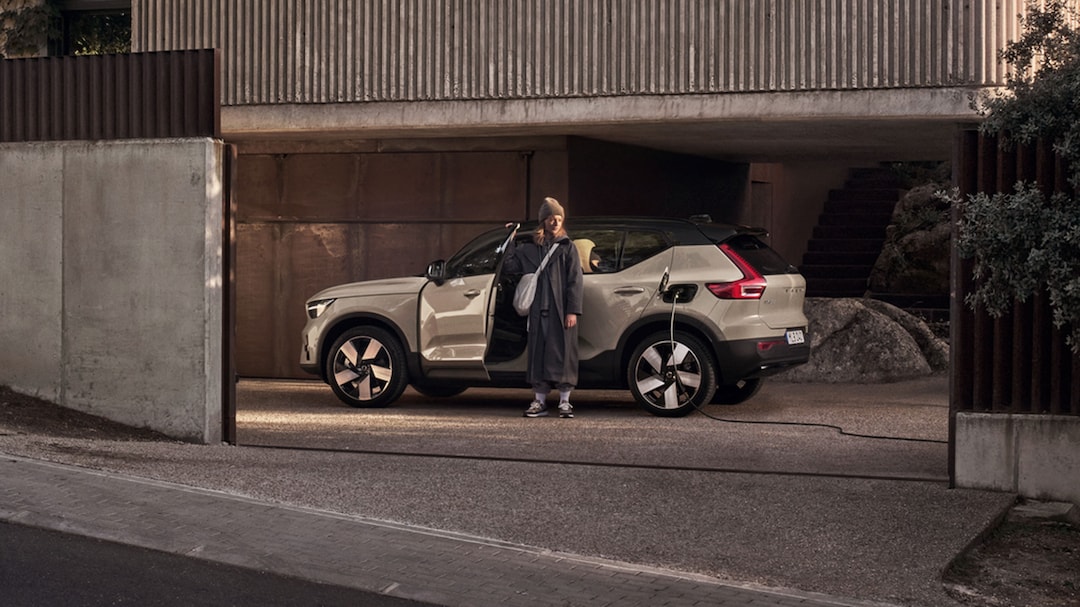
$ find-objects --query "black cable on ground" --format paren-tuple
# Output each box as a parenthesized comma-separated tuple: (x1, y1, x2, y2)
(238, 442, 947, 483)
(662, 282, 947, 445)
(692, 405, 948, 445)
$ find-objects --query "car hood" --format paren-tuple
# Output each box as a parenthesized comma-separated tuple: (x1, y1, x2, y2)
(308, 276, 427, 302)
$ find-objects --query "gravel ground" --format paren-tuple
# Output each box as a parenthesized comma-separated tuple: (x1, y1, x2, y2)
(2, 378, 1074, 607)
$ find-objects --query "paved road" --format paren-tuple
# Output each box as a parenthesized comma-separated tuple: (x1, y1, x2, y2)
(0, 521, 431, 607)
(0, 376, 1016, 606)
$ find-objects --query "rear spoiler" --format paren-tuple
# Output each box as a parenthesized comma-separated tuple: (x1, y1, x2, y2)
(689, 214, 769, 242)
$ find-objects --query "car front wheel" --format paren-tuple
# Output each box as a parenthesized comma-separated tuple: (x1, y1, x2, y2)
(628, 330, 717, 417)
(326, 326, 408, 408)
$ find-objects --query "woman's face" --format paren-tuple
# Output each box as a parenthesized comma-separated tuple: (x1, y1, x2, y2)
(543, 214, 564, 235)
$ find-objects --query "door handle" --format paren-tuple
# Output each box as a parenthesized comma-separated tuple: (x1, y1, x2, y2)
(464, 289, 481, 298)
(613, 287, 646, 295)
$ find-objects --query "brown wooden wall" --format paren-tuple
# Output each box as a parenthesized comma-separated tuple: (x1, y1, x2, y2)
(952, 132, 1079, 417)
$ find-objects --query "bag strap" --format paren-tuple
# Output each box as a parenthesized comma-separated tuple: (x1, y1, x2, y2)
(535, 241, 562, 274)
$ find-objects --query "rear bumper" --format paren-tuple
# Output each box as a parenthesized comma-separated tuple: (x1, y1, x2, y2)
(712, 331, 811, 384)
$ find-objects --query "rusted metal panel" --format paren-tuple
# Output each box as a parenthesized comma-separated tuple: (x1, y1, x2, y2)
(354, 154, 444, 221)
(234, 223, 280, 378)
(133, 0, 1042, 106)
(235, 220, 504, 379)
(0, 50, 219, 142)
(237, 151, 527, 222)
(234, 150, 527, 378)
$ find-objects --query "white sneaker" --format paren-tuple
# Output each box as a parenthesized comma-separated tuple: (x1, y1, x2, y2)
(524, 400, 548, 417)
(558, 401, 574, 418)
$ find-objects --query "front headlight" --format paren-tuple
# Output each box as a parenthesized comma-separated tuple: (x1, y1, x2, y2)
(306, 298, 336, 319)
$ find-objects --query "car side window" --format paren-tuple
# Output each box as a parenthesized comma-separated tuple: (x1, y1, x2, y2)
(570, 229, 622, 274)
(621, 230, 669, 269)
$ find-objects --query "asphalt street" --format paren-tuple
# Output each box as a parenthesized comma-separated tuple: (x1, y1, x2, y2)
(0, 521, 432, 607)
(0, 376, 1017, 607)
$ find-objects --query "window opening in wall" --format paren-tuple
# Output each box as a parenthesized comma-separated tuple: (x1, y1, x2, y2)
(54, 0, 130, 55)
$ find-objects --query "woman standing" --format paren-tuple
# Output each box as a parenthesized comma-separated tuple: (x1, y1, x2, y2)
(503, 197, 584, 418)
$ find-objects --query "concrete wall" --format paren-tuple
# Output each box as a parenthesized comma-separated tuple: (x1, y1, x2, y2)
(746, 162, 851, 263)
(0, 139, 224, 443)
(955, 413, 1080, 507)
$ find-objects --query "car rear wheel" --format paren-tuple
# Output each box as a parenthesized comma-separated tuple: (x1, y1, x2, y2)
(711, 378, 763, 405)
(326, 326, 408, 408)
(628, 330, 717, 417)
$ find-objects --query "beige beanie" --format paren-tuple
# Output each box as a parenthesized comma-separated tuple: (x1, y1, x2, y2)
(539, 197, 566, 221)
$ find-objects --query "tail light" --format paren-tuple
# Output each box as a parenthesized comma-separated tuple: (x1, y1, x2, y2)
(706, 243, 767, 299)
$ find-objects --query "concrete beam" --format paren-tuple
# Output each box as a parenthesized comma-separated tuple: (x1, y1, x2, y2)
(223, 88, 986, 161)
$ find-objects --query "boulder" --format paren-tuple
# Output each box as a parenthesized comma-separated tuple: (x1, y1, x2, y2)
(777, 298, 949, 383)
(867, 184, 951, 295)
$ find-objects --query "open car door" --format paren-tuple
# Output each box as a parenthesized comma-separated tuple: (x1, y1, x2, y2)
(416, 227, 514, 380)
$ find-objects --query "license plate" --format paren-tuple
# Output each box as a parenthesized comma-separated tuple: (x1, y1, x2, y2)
(785, 329, 805, 345)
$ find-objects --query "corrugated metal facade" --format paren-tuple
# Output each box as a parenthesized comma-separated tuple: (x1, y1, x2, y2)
(0, 50, 220, 142)
(132, 0, 1028, 106)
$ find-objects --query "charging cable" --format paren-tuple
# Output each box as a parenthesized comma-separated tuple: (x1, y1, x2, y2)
(660, 274, 946, 445)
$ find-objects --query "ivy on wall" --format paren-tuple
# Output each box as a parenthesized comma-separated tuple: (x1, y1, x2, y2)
(0, 0, 59, 58)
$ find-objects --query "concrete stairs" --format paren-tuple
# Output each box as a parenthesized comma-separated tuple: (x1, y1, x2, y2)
(800, 167, 904, 298)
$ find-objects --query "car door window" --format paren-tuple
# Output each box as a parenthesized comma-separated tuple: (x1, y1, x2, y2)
(445, 231, 503, 277)
(620, 230, 670, 270)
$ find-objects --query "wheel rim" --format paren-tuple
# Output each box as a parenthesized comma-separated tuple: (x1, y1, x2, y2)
(332, 336, 394, 402)
(633, 339, 703, 410)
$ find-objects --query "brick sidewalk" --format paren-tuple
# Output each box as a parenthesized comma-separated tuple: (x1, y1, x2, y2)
(0, 455, 892, 607)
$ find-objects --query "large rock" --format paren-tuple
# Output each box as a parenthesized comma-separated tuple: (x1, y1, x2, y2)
(777, 298, 949, 383)
(867, 184, 951, 295)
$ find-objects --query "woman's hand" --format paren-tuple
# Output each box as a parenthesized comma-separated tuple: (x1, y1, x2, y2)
(564, 314, 578, 329)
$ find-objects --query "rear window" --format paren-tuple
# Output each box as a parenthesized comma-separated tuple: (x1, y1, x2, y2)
(725, 235, 798, 275)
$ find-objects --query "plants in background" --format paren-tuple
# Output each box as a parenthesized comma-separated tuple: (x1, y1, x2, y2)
(958, 0, 1080, 351)
(0, 0, 59, 57)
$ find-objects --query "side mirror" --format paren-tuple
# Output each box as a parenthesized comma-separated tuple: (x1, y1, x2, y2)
(426, 260, 446, 285)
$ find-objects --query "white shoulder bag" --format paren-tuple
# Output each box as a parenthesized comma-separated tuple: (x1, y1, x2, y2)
(512, 243, 561, 316)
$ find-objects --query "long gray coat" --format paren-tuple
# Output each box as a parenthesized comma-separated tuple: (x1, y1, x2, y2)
(504, 235, 584, 388)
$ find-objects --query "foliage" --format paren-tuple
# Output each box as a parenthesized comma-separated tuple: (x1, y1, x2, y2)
(955, 184, 1080, 350)
(67, 11, 130, 55)
(888, 161, 953, 191)
(0, 0, 59, 58)
(960, 0, 1080, 351)
(977, 0, 1080, 188)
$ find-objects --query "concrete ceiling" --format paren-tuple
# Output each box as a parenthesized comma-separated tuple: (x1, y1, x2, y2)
(225, 87, 984, 163)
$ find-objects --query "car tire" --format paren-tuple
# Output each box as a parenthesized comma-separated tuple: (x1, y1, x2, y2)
(411, 384, 467, 398)
(627, 330, 717, 417)
(326, 326, 408, 408)
(711, 378, 763, 405)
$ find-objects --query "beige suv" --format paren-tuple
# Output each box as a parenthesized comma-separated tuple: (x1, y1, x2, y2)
(300, 217, 809, 417)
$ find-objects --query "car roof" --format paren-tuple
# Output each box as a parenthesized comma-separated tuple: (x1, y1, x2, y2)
(517, 216, 768, 245)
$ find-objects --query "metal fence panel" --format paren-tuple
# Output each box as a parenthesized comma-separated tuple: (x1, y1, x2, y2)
(952, 133, 1078, 416)
(0, 50, 219, 143)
